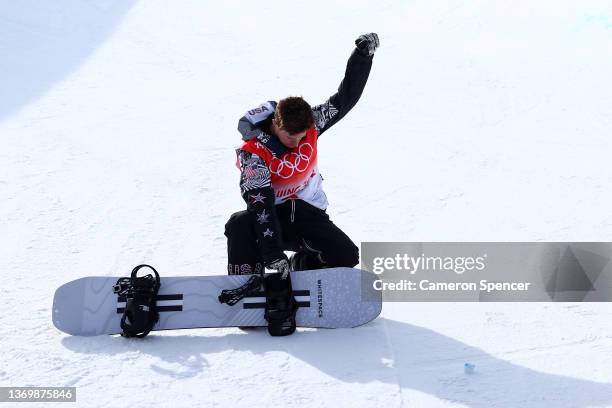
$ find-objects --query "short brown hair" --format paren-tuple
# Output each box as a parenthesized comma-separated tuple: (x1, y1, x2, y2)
(275, 96, 314, 134)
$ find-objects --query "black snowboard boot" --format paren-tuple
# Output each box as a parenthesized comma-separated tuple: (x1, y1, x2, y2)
(289, 248, 326, 272)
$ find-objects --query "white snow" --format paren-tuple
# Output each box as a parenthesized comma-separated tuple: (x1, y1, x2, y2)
(2, 0, 612, 407)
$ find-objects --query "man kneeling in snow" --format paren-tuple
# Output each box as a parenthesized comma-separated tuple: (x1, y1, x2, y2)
(225, 33, 379, 277)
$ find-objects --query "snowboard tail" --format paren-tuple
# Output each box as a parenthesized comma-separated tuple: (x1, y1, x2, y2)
(53, 268, 382, 336)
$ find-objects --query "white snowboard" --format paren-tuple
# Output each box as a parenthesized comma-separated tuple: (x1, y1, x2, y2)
(52, 268, 382, 336)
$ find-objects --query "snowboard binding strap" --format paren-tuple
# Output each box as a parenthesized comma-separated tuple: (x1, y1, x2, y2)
(218, 275, 262, 306)
(263, 273, 299, 336)
(113, 264, 161, 338)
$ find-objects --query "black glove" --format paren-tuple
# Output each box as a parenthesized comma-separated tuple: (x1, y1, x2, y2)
(266, 254, 290, 279)
(355, 33, 380, 57)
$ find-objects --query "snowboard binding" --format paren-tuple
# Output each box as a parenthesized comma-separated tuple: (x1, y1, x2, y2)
(263, 273, 299, 336)
(113, 264, 161, 338)
(218, 272, 299, 336)
(218, 275, 262, 306)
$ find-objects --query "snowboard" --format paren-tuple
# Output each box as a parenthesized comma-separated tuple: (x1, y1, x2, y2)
(52, 267, 382, 336)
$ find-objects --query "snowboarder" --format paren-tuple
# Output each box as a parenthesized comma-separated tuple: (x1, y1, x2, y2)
(225, 33, 379, 279)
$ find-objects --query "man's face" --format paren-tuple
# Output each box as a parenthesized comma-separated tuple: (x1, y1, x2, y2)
(276, 128, 308, 149)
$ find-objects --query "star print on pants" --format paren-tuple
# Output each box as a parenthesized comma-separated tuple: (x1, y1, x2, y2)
(263, 228, 274, 237)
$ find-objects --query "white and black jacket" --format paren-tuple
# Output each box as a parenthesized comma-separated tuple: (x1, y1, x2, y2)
(235, 48, 373, 263)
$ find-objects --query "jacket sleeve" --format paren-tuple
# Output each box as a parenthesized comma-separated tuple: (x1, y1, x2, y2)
(236, 149, 284, 264)
(312, 49, 373, 136)
(237, 101, 276, 141)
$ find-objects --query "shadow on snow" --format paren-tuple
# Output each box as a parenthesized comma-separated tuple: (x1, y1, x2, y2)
(0, 0, 136, 121)
(61, 318, 612, 407)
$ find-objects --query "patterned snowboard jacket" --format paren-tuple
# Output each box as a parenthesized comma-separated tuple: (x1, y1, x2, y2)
(234, 48, 374, 264)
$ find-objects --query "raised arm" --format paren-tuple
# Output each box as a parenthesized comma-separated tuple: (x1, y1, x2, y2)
(312, 33, 379, 136)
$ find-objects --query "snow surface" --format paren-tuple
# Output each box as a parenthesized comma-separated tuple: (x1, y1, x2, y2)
(2, 0, 612, 407)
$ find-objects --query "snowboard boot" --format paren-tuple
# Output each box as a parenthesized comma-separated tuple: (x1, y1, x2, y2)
(263, 273, 298, 336)
(289, 247, 326, 272)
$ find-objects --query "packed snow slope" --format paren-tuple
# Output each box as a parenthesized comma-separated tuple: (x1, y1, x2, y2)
(2, 1, 612, 407)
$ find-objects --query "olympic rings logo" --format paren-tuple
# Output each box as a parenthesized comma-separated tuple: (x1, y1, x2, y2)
(269, 143, 314, 179)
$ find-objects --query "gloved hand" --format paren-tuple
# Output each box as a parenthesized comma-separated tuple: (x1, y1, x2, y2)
(266, 255, 291, 279)
(355, 33, 380, 57)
